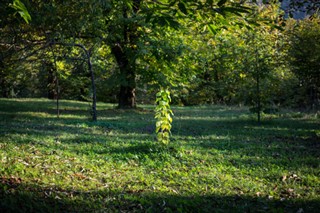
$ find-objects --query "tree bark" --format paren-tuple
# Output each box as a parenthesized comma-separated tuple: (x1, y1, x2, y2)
(111, 44, 136, 109)
(0, 59, 9, 98)
(46, 61, 56, 99)
(73, 43, 97, 121)
(109, 0, 141, 109)
(0, 77, 8, 98)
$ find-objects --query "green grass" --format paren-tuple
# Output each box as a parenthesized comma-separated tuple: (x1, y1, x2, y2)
(0, 98, 319, 212)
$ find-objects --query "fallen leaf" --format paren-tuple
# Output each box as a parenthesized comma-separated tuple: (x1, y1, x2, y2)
(73, 173, 86, 180)
(282, 175, 287, 182)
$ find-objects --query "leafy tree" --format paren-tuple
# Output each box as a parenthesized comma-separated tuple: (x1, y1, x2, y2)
(103, 0, 253, 108)
(177, 2, 291, 115)
(10, 0, 31, 23)
(0, 0, 20, 97)
(286, 16, 320, 109)
(4, 0, 291, 115)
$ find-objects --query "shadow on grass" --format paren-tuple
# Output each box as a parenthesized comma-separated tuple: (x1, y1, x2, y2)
(1, 180, 319, 213)
(1, 100, 320, 212)
(1, 110, 317, 140)
(1, 99, 318, 138)
(1, 99, 319, 172)
(1, 110, 319, 171)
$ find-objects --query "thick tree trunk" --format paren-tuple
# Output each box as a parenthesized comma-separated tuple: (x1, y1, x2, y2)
(109, 0, 141, 109)
(117, 74, 137, 109)
(119, 85, 136, 108)
(0, 60, 9, 98)
(111, 44, 136, 109)
(0, 79, 8, 98)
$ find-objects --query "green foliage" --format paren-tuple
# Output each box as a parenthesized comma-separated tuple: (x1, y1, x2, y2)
(1, 0, 319, 113)
(10, 0, 31, 23)
(0, 0, 257, 108)
(176, 2, 293, 112)
(286, 17, 320, 109)
(155, 88, 173, 145)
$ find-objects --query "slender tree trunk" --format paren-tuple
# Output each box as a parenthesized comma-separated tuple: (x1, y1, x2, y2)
(255, 37, 261, 124)
(86, 48, 97, 121)
(50, 41, 97, 120)
(47, 62, 55, 99)
(49, 44, 60, 118)
(56, 76, 60, 118)
(72, 43, 97, 121)
(256, 71, 261, 123)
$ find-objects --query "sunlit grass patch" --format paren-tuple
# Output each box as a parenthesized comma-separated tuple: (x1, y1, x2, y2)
(0, 99, 319, 212)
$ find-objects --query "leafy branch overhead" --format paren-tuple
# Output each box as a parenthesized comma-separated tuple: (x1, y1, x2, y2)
(145, 0, 252, 31)
(10, 0, 31, 23)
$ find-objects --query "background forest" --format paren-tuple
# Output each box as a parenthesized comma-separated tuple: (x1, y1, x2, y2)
(1, 0, 319, 112)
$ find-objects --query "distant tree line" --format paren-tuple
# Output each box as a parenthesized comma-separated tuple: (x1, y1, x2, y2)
(0, 0, 319, 111)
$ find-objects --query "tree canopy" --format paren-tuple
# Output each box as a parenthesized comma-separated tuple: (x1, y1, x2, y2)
(1, 0, 319, 111)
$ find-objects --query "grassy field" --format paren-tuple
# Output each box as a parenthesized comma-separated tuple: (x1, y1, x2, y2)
(0, 98, 319, 212)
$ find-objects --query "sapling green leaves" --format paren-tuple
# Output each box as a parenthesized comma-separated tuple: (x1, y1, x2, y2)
(155, 88, 174, 145)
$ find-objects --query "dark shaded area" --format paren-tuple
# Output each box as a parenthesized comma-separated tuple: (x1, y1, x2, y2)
(1, 179, 319, 213)
(1, 99, 319, 161)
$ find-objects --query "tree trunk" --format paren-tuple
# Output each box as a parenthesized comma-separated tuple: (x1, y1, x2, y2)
(50, 41, 98, 120)
(0, 78, 8, 98)
(73, 43, 97, 121)
(119, 85, 136, 108)
(109, 0, 141, 109)
(111, 44, 136, 109)
(0, 60, 9, 98)
(47, 62, 55, 99)
(86, 47, 97, 121)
